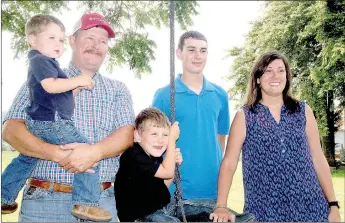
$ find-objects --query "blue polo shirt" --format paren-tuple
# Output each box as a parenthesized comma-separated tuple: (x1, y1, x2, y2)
(152, 74, 230, 199)
(25, 50, 74, 121)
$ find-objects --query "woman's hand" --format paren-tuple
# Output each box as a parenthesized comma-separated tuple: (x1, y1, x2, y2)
(209, 207, 236, 222)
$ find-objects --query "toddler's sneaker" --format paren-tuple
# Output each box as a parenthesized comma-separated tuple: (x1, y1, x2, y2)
(72, 205, 112, 222)
(1, 202, 18, 214)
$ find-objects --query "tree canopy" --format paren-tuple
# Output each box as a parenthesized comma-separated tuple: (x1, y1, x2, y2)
(227, 1, 345, 165)
(1, 1, 198, 78)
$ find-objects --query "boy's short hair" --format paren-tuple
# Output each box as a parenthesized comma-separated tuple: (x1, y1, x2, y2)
(135, 107, 170, 132)
(25, 14, 65, 38)
(178, 31, 207, 50)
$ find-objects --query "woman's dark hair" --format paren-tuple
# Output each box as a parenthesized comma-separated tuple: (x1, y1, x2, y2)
(244, 51, 300, 113)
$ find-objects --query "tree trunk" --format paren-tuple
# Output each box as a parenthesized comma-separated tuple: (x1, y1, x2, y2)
(324, 90, 336, 167)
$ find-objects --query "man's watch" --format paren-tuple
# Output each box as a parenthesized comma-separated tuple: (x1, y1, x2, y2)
(328, 201, 340, 209)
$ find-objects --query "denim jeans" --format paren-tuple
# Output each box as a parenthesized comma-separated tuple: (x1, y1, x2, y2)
(139, 198, 215, 222)
(139, 198, 255, 222)
(19, 185, 117, 222)
(1, 119, 100, 206)
(140, 209, 180, 222)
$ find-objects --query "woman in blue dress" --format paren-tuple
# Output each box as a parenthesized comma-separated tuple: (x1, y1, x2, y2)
(210, 51, 341, 222)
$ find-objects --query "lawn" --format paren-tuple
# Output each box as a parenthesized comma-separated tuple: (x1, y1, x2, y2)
(1, 151, 344, 222)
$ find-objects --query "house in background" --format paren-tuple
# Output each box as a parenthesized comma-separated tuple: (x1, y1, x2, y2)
(335, 111, 345, 163)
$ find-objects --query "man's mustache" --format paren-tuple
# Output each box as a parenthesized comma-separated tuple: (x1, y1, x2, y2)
(84, 49, 102, 56)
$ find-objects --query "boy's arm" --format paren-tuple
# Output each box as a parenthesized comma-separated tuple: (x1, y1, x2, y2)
(164, 178, 174, 187)
(164, 148, 182, 187)
(31, 56, 93, 94)
(41, 75, 93, 94)
(155, 122, 180, 180)
(72, 87, 82, 97)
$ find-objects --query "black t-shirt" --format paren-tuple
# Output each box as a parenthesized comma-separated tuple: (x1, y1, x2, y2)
(25, 49, 74, 121)
(115, 143, 170, 221)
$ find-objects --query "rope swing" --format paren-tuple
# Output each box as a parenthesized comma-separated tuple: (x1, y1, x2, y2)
(169, 1, 187, 222)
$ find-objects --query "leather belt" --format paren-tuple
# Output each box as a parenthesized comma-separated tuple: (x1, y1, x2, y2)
(28, 178, 111, 193)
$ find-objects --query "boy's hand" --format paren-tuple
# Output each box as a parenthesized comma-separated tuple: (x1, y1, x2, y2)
(72, 87, 82, 96)
(170, 122, 180, 141)
(76, 74, 94, 88)
(84, 82, 94, 90)
(175, 148, 183, 165)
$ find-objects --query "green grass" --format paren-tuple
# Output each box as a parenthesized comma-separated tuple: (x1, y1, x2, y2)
(331, 166, 345, 178)
(2, 151, 345, 222)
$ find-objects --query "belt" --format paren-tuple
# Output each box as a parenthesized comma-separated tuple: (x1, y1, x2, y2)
(28, 178, 111, 193)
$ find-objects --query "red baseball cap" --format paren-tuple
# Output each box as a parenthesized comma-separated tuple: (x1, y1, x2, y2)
(72, 13, 116, 38)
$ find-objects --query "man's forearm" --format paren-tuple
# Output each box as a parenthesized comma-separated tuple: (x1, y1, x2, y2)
(2, 119, 65, 162)
(93, 125, 134, 159)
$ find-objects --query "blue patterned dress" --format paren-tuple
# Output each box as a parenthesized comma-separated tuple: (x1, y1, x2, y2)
(242, 102, 329, 222)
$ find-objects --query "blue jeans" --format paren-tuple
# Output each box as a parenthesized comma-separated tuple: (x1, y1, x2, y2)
(139, 198, 215, 222)
(19, 185, 117, 222)
(1, 119, 100, 206)
(141, 198, 255, 222)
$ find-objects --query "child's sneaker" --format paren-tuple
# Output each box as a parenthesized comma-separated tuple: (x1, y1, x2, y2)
(71, 205, 112, 222)
(1, 202, 18, 214)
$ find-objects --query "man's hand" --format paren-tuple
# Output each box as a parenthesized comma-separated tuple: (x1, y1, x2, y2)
(55, 147, 74, 162)
(58, 143, 101, 174)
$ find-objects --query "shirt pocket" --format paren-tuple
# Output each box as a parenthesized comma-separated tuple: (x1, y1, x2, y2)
(96, 99, 117, 139)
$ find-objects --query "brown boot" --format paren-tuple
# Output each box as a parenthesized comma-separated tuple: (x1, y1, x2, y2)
(1, 202, 18, 214)
(71, 205, 112, 222)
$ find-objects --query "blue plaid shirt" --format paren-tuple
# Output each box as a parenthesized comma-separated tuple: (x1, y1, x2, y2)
(4, 63, 135, 184)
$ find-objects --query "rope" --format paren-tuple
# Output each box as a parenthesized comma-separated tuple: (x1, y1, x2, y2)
(169, 1, 187, 222)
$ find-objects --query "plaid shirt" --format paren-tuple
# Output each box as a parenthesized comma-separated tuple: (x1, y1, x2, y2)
(4, 63, 135, 184)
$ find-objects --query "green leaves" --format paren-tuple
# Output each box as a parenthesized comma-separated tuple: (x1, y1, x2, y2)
(227, 0, 344, 118)
(2, 1, 69, 58)
(226, 1, 344, 164)
(108, 32, 156, 78)
(1, 1, 198, 77)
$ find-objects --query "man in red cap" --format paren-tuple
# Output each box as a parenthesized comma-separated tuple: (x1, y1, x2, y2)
(2, 12, 135, 222)
(72, 13, 116, 38)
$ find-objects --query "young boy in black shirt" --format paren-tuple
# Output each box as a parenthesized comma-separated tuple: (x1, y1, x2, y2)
(115, 107, 181, 222)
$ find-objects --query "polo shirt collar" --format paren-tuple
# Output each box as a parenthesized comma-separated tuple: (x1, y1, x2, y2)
(28, 49, 57, 62)
(28, 49, 42, 59)
(67, 62, 101, 79)
(175, 73, 215, 93)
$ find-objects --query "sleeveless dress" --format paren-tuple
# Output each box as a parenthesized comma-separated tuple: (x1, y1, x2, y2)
(242, 102, 329, 222)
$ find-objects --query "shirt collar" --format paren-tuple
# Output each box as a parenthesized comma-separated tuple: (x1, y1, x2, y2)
(133, 142, 162, 161)
(28, 49, 56, 62)
(67, 62, 101, 79)
(175, 73, 215, 93)
(257, 102, 287, 114)
(28, 49, 41, 59)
